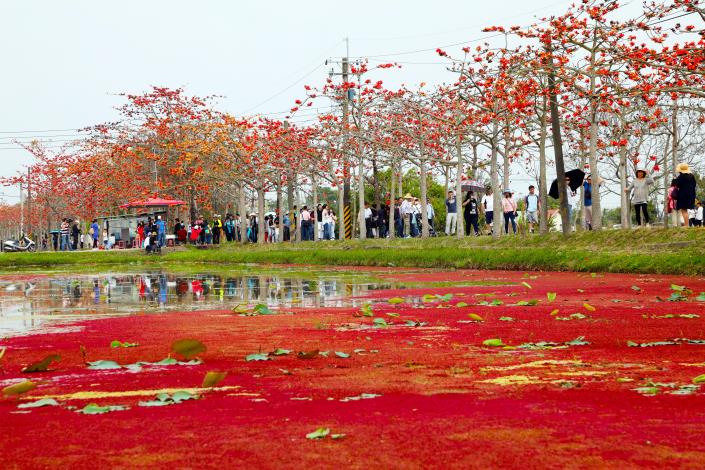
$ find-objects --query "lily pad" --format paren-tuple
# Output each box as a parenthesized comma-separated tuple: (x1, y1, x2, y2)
(87, 360, 122, 370)
(110, 340, 138, 348)
(482, 338, 504, 347)
(246, 353, 270, 362)
(78, 403, 128, 414)
(253, 304, 273, 315)
(546, 292, 556, 302)
(17, 398, 59, 409)
(306, 427, 330, 439)
(272, 348, 291, 356)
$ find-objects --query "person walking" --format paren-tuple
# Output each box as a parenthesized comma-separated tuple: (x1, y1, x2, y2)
(481, 188, 494, 235)
(625, 168, 654, 227)
(445, 190, 458, 235)
(502, 190, 517, 235)
(426, 198, 435, 235)
(90, 219, 99, 248)
(401, 194, 413, 238)
(524, 185, 540, 233)
(582, 176, 594, 230)
(674, 163, 696, 227)
(212, 215, 222, 244)
(71, 220, 80, 250)
(463, 191, 480, 236)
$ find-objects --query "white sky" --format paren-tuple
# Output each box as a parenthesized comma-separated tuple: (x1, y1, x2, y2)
(1, 0, 643, 206)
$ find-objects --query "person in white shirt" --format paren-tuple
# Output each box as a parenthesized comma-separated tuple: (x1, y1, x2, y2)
(400, 194, 413, 238)
(688, 207, 697, 227)
(363, 202, 374, 238)
(696, 202, 703, 227)
(426, 199, 435, 229)
(481, 188, 494, 235)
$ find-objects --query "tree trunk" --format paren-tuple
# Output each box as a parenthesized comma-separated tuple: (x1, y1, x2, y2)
(238, 182, 248, 244)
(337, 182, 345, 241)
(257, 181, 266, 245)
(455, 135, 465, 239)
(419, 155, 429, 238)
(312, 174, 319, 242)
(357, 156, 366, 240)
(546, 45, 570, 236)
(276, 181, 283, 243)
(490, 135, 502, 238)
(388, 160, 396, 240)
(538, 96, 549, 234)
(619, 146, 630, 229)
(503, 118, 511, 190)
(372, 154, 381, 212)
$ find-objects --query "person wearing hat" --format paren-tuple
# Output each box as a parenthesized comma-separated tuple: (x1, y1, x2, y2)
(400, 193, 413, 238)
(625, 167, 654, 226)
(501, 189, 517, 235)
(674, 163, 697, 226)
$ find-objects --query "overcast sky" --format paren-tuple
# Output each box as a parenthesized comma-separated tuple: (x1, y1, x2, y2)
(1, 1, 643, 206)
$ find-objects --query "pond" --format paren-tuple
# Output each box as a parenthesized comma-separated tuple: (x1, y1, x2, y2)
(0, 269, 396, 336)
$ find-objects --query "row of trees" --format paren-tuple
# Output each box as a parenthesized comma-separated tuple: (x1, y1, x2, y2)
(3, 0, 705, 241)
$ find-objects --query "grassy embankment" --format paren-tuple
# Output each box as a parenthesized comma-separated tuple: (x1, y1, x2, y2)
(0, 228, 703, 275)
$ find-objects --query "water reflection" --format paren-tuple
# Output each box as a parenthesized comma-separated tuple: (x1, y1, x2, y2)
(0, 271, 393, 336)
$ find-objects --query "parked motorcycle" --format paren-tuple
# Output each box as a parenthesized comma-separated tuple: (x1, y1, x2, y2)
(3, 235, 36, 253)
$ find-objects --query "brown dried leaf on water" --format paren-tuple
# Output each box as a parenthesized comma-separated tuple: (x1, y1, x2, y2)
(172, 339, 206, 359)
(297, 349, 319, 360)
(22, 354, 61, 373)
(202, 371, 227, 388)
(2, 380, 36, 396)
(0, 347, 6, 361)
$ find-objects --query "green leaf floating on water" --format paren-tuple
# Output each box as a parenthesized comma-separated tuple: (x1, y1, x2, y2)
(172, 339, 206, 359)
(78, 403, 129, 414)
(499, 316, 514, 322)
(139, 390, 198, 407)
(696, 292, 705, 302)
(521, 281, 532, 289)
(359, 303, 374, 317)
(87, 360, 122, 370)
(17, 398, 59, 409)
(272, 348, 291, 356)
(202, 371, 227, 388)
(546, 292, 556, 302)
(456, 302, 469, 308)
(246, 353, 270, 362)
(334, 351, 350, 358)
(482, 338, 504, 347)
(693, 374, 705, 384)
(373, 318, 388, 328)
(306, 428, 330, 439)
(22, 354, 61, 373)
(387, 297, 404, 304)
(110, 340, 138, 348)
(467, 313, 483, 322)
(253, 304, 273, 315)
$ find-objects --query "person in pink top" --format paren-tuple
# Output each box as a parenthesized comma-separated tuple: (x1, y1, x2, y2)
(502, 189, 517, 235)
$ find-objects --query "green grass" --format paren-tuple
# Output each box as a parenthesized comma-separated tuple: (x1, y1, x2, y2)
(2, 228, 704, 275)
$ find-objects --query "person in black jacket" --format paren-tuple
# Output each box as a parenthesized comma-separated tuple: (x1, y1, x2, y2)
(674, 163, 697, 226)
(463, 191, 480, 236)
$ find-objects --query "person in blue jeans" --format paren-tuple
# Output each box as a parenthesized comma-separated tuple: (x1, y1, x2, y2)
(156, 215, 166, 247)
(90, 219, 99, 248)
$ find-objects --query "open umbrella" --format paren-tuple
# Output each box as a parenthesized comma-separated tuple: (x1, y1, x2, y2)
(460, 180, 485, 193)
(549, 169, 585, 199)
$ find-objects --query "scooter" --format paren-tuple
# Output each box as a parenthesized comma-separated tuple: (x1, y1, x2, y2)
(3, 235, 36, 252)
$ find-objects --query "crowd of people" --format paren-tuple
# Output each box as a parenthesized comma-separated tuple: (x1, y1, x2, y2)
(45, 163, 701, 252)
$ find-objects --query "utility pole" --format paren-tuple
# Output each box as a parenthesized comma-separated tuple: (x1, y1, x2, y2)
(329, 37, 353, 239)
(26, 167, 31, 239)
(19, 181, 24, 238)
